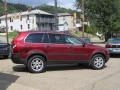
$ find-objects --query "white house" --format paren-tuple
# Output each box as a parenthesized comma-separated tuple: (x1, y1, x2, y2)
(0, 9, 55, 32)
(57, 13, 75, 31)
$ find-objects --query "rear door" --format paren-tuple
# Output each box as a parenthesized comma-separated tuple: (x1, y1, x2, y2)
(23, 33, 45, 57)
(46, 34, 71, 61)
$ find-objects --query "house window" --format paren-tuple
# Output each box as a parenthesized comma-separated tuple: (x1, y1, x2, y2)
(63, 16, 65, 20)
(10, 18, 13, 22)
(28, 24, 30, 29)
(10, 26, 13, 31)
(20, 16, 22, 21)
(27, 15, 29, 20)
(20, 25, 23, 30)
(0, 19, 1, 23)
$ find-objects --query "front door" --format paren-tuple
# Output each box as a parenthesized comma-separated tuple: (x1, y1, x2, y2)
(65, 35, 91, 61)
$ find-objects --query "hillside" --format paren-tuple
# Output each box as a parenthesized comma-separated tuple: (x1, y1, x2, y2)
(0, 0, 75, 16)
(34, 4, 75, 14)
(0, 0, 28, 16)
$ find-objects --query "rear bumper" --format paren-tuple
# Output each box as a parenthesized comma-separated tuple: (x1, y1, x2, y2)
(107, 48, 120, 54)
(11, 53, 27, 64)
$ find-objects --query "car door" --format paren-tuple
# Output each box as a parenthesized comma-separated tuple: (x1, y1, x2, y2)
(65, 35, 91, 61)
(46, 33, 71, 61)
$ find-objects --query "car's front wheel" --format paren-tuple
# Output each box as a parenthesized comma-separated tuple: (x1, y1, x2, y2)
(90, 54, 105, 70)
(27, 55, 46, 73)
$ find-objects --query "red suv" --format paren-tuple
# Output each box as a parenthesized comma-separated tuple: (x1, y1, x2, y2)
(11, 31, 109, 73)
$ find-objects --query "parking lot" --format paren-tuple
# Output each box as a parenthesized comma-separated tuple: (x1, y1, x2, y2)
(0, 36, 120, 90)
(0, 55, 120, 90)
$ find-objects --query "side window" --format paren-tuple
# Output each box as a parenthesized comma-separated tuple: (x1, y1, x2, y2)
(65, 35, 83, 45)
(25, 33, 43, 43)
(49, 34, 65, 44)
(42, 34, 49, 43)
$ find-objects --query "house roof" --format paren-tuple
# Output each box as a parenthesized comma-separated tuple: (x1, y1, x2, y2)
(0, 9, 53, 19)
(57, 13, 73, 17)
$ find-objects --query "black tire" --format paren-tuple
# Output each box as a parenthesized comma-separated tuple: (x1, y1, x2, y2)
(90, 54, 105, 70)
(4, 55, 9, 59)
(27, 55, 46, 73)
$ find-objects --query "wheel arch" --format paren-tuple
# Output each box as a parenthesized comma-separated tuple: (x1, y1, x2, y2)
(27, 53, 47, 63)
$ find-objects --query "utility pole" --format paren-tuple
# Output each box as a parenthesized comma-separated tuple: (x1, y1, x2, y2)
(82, 0, 85, 37)
(54, 0, 58, 30)
(4, 0, 9, 43)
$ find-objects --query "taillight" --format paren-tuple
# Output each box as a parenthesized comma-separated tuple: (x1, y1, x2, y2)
(11, 40, 19, 53)
(13, 44, 16, 49)
(105, 44, 112, 48)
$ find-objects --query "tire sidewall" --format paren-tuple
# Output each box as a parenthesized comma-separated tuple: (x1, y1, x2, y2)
(27, 55, 46, 73)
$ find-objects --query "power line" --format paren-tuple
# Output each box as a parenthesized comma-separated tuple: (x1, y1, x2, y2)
(82, 0, 85, 37)
(4, 0, 9, 43)
(54, 0, 58, 30)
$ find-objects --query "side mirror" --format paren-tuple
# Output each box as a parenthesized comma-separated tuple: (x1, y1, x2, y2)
(90, 42, 93, 44)
(82, 42, 86, 47)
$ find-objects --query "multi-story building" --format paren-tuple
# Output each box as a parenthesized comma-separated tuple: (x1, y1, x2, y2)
(57, 13, 75, 31)
(0, 9, 55, 32)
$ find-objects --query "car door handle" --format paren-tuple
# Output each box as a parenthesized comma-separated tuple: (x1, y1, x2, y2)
(67, 46, 72, 48)
(45, 45, 51, 48)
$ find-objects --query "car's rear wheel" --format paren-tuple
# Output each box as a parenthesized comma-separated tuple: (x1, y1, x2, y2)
(27, 55, 46, 73)
(90, 54, 105, 70)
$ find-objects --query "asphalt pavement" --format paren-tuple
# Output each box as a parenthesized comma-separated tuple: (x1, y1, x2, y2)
(0, 56, 120, 90)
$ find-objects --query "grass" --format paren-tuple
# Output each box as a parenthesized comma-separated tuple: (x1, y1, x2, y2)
(8, 31, 18, 39)
(70, 30, 97, 38)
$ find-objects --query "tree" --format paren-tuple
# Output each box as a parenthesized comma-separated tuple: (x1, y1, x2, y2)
(76, 0, 120, 41)
(0, 0, 28, 16)
(34, 4, 75, 14)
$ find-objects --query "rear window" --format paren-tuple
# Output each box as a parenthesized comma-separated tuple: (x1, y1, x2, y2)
(108, 38, 120, 43)
(25, 33, 44, 43)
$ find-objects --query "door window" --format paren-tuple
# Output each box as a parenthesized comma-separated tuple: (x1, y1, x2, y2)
(42, 34, 50, 43)
(65, 36, 83, 45)
(49, 34, 65, 44)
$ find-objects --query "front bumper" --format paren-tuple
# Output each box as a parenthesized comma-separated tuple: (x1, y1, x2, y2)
(11, 53, 27, 64)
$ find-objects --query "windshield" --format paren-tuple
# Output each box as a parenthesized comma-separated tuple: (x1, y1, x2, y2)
(83, 38, 90, 43)
(108, 38, 120, 43)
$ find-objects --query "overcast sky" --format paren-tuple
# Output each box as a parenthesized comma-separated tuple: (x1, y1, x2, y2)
(8, 0, 76, 9)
